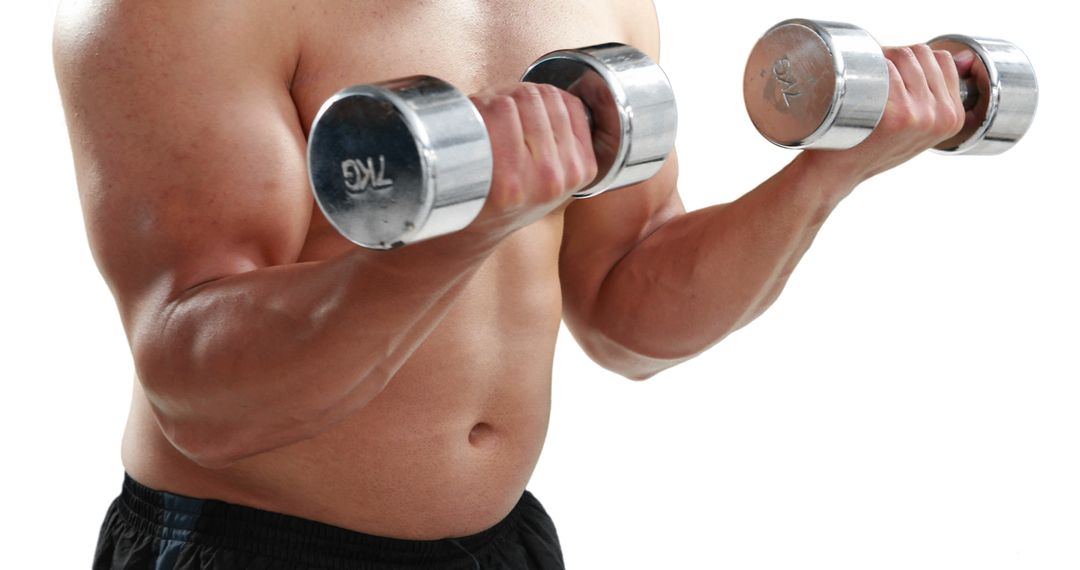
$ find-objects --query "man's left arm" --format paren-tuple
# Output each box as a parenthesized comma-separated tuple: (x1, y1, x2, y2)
(560, 148, 858, 380)
(561, 9, 967, 380)
(558, 9, 861, 380)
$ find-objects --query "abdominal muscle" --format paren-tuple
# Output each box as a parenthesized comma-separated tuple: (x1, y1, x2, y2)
(121, 214, 567, 540)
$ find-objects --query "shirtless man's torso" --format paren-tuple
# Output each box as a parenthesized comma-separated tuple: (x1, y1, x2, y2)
(55, 0, 970, 566)
(59, 0, 663, 542)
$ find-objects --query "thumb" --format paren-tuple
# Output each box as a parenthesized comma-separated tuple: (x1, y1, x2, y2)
(951, 49, 977, 76)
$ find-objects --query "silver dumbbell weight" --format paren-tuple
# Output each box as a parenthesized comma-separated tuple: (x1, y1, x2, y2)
(521, 43, 678, 197)
(307, 76, 492, 250)
(742, 19, 1038, 154)
(307, 44, 677, 250)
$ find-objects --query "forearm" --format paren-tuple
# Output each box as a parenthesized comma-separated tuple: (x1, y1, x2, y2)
(135, 236, 492, 467)
(587, 152, 861, 377)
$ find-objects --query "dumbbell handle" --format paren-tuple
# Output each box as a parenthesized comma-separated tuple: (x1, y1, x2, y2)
(958, 77, 979, 110)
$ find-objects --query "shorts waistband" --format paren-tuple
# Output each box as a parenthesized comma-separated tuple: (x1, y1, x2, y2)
(116, 473, 530, 568)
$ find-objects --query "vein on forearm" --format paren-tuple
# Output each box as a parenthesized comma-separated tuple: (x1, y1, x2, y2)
(142, 245, 483, 451)
(591, 154, 854, 364)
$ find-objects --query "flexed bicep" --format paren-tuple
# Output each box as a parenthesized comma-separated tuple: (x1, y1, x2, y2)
(55, 1, 311, 322)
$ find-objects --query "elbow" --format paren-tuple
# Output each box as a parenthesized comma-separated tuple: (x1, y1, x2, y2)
(128, 310, 305, 470)
(575, 329, 682, 382)
(151, 405, 256, 470)
(132, 338, 335, 471)
(618, 368, 661, 382)
(171, 431, 242, 470)
(136, 352, 329, 470)
(174, 430, 255, 471)
(134, 351, 257, 471)
(188, 452, 242, 471)
(614, 360, 673, 382)
(624, 368, 662, 382)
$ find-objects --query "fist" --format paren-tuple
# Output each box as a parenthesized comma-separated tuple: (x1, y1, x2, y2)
(465, 83, 598, 243)
(810, 44, 975, 181)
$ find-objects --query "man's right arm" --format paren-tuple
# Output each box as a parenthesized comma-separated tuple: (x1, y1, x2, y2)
(53, 3, 594, 469)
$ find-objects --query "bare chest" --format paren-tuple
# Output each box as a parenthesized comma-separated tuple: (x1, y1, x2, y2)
(290, 1, 626, 120)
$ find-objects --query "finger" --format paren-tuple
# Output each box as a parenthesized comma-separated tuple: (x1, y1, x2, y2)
(537, 84, 595, 189)
(912, 44, 949, 100)
(568, 72, 620, 140)
(884, 46, 929, 98)
(932, 49, 963, 106)
(536, 85, 587, 164)
(965, 54, 993, 125)
(512, 83, 557, 161)
(472, 84, 522, 106)
(884, 58, 904, 105)
(556, 89, 598, 189)
(969, 53, 991, 92)
(535, 83, 574, 147)
(558, 90, 594, 152)
(470, 93, 528, 159)
(951, 49, 976, 77)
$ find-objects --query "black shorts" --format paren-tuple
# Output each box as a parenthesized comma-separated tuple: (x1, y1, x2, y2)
(93, 474, 565, 569)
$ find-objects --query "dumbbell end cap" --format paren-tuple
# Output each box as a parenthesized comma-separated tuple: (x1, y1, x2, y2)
(307, 77, 492, 249)
(744, 19, 888, 150)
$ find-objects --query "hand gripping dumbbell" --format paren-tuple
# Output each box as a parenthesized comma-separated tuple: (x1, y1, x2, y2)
(307, 44, 678, 250)
(743, 19, 1038, 154)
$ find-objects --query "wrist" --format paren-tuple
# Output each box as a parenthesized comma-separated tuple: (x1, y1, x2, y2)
(792, 150, 867, 205)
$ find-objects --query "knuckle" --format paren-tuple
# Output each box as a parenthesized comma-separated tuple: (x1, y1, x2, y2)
(468, 93, 489, 109)
(887, 106, 919, 131)
(565, 153, 587, 188)
(566, 95, 588, 120)
(536, 83, 560, 98)
(947, 119, 964, 136)
(536, 158, 566, 197)
(927, 112, 948, 134)
(936, 54, 959, 77)
(885, 60, 902, 81)
(583, 150, 599, 179)
(953, 106, 966, 130)
(495, 178, 525, 210)
(894, 113, 918, 132)
(491, 94, 518, 116)
(537, 155, 564, 182)
(913, 108, 934, 131)
(884, 46, 913, 60)
(940, 107, 964, 135)
(579, 142, 600, 181)
(911, 43, 933, 56)
(515, 82, 543, 100)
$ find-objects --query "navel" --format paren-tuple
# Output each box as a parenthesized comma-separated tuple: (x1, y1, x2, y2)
(468, 422, 494, 446)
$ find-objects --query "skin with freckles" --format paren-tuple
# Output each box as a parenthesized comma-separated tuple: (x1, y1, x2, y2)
(54, 0, 970, 540)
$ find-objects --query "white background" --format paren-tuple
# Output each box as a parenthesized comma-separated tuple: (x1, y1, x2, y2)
(2, 1, 1076, 568)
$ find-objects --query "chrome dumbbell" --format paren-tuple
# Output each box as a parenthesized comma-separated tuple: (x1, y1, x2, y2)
(743, 19, 1038, 154)
(307, 44, 677, 250)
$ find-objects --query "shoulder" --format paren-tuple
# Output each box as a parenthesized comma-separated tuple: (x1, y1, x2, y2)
(53, 0, 314, 306)
(614, 0, 660, 59)
(54, 0, 300, 86)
